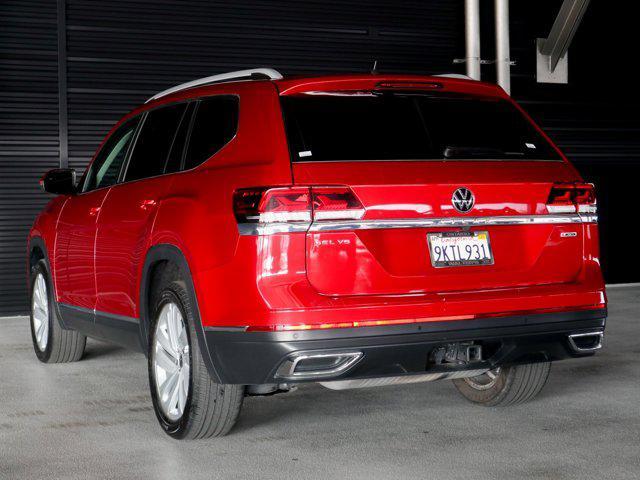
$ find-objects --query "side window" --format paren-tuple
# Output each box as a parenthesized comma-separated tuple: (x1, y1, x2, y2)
(184, 96, 238, 170)
(124, 103, 187, 182)
(84, 117, 140, 192)
(165, 102, 196, 174)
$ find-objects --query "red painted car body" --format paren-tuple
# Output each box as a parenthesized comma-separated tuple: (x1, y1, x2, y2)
(29, 73, 606, 381)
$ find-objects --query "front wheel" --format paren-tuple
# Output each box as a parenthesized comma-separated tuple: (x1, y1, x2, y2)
(30, 260, 86, 363)
(147, 268, 244, 439)
(453, 362, 551, 407)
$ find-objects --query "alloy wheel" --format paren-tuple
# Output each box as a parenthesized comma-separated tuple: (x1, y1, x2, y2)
(31, 272, 49, 351)
(153, 302, 190, 422)
(463, 367, 502, 391)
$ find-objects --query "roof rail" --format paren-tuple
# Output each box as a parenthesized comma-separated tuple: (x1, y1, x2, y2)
(146, 68, 283, 103)
(432, 73, 474, 80)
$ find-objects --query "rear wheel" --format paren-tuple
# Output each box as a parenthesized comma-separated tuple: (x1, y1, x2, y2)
(453, 362, 551, 406)
(147, 266, 244, 439)
(29, 260, 86, 363)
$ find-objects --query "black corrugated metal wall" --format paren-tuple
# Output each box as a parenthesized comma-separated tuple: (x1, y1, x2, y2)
(1, 1, 59, 315)
(1, 0, 637, 316)
(64, 0, 460, 170)
(507, 1, 639, 285)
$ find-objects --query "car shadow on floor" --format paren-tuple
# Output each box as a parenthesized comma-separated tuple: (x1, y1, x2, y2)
(534, 358, 611, 400)
(81, 340, 129, 361)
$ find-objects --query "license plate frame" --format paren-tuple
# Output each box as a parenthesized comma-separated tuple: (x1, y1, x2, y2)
(427, 231, 494, 268)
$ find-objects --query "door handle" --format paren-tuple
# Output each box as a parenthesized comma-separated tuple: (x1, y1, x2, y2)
(139, 199, 157, 210)
(88, 207, 101, 216)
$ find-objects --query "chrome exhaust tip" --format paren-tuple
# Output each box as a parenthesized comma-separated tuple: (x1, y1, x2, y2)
(568, 331, 603, 353)
(276, 351, 363, 379)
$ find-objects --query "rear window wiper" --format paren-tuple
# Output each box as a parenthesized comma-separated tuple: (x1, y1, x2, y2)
(443, 145, 524, 159)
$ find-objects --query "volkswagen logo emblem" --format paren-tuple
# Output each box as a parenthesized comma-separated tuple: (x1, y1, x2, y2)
(452, 187, 474, 213)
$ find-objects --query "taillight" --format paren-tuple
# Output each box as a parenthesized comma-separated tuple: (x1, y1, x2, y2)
(233, 186, 364, 226)
(547, 183, 596, 214)
(311, 186, 365, 220)
(232, 188, 265, 223)
(573, 184, 596, 208)
(258, 187, 312, 223)
(233, 187, 311, 224)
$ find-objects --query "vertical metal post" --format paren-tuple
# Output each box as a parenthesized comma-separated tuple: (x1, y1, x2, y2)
(494, 0, 511, 94)
(465, 0, 481, 80)
(57, 0, 68, 168)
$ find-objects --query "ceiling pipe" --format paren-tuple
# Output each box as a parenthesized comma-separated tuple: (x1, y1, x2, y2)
(494, 0, 511, 94)
(464, 0, 481, 80)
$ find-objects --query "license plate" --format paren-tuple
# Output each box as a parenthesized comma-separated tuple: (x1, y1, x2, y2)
(427, 231, 494, 267)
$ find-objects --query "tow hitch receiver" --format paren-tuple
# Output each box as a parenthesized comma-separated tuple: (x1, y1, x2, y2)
(430, 342, 483, 365)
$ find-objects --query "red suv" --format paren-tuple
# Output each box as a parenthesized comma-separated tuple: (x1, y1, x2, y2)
(28, 69, 606, 439)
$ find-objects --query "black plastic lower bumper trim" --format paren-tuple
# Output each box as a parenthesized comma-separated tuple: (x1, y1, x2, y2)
(204, 308, 607, 384)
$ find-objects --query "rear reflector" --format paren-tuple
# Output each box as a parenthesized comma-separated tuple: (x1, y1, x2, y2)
(234, 185, 364, 224)
(547, 183, 596, 214)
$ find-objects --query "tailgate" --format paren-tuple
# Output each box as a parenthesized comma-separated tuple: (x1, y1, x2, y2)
(280, 84, 592, 297)
(295, 160, 586, 296)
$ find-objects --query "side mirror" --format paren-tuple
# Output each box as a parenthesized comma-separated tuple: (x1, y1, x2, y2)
(40, 168, 77, 195)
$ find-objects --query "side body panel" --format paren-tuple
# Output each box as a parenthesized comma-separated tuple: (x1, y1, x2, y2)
(54, 188, 110, 310)
(147, 81, 293, 327)
(95, 176, 170, 318)
(28, 196, 67, 291)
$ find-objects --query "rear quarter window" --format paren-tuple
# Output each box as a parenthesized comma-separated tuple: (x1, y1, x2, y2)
(183, 96, 238, 170)
(124, 102, 187, 182)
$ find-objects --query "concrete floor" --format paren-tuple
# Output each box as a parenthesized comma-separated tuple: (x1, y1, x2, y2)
(1, 288, 638, 480)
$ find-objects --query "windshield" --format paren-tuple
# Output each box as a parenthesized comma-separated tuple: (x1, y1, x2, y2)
(281, 92, 561, 162)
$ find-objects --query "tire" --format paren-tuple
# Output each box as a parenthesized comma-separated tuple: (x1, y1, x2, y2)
(29, 259, 86, 363)
(147, 265, 244, 439)
(452, 362, 551, 407)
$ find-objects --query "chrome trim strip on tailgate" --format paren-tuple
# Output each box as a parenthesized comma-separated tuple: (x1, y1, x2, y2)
(238, 222, 311, 236)
(238, 214, 597, 236)
(309, 214, 596, 232)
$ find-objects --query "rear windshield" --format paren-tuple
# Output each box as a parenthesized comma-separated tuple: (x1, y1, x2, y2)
(281, 92, 561, 162)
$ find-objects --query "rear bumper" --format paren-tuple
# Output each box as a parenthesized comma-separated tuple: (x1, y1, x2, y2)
(204, 308, 606, 385)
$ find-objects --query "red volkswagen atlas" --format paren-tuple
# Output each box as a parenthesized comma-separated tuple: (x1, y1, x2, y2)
(28, 69, 606, 439)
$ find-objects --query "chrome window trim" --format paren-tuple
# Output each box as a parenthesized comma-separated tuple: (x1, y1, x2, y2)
(237, 213, 597, 236)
